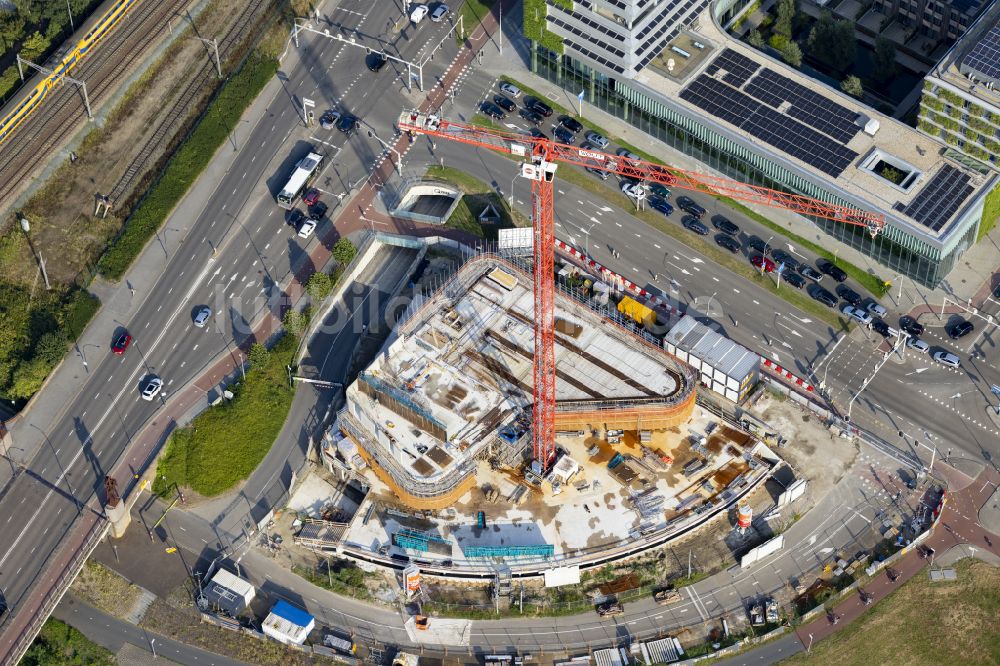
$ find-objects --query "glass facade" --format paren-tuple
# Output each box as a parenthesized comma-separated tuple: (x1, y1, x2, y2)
(532, 45, 982, 287)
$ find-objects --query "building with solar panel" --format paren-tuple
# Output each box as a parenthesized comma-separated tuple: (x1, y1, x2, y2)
(872, 0, 988, 42)
(530, 1, 998, 287)
(917, 0, 1000, 172)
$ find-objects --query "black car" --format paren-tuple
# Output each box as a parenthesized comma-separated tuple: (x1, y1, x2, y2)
(682, 215, 710, 235)
(519, 107, 543, 124)
(558, 115, 584, 133)
(493, 94, 516, 113)
(649, 195, 673, 215)
(336, 114, 358, 133)
(366, 52, 387, 72)
(948, 319, 974, 339)
(553, 126, 575, 144)
(712, 215, 739, 235)
(715, 234, 740, 253)
(528, 127, 548, 140)
(585, 165, 609, 180)
(771, 249, 798, 271)
(817, 259, 848, 282)
(676, 196, 706, 218)
(783, 272, 806, 289)
(308, 201, 328, 220)
(287, 209, 305, 227)
(836, 284, 862, 307)
(899, 315, 924, 336)
(811, 287, 838, 308)
(526, 98, 553, 117)
(871, 318, 890, 337)
(480, 102, 505, 120)
(746, 236, 771, 256)
(799, 265, 823, 282)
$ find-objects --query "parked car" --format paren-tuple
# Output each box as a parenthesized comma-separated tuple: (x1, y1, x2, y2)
(430, 3, 449, 21)
(480, 102, 505, 120)
(309, 201, 328, 221)
(559, 115, 584, 133)
(493, 95, 516, 113)
(870, 319, 899, 338)
(906, 337, 930, 353)
(866, 301, 888, 318)
(933, 351, 961, 368)
(836, 285, 862, 307)
(654, 588, 681, 605)
(409, 4, 429, 23)
(771, 249, 797, 271)
(649, 195, 673, 216)
(649, 182, 671, 199)
(297, 218, 317, 239)
(899, 316, 924, 336)
(526, 97, 553, 117)
(676, 195, 706, 218)
(811, 287, 838, 307)
(621, 181, 645, 199)
(499, 81, 522, 98)
(799, 265, 823, 282)
(553, 126, 575, 143)
(519, 108, 543, 124)
(287, 209, 305, 228)
(528, 127, 548, 140)
(141, 375, 163, 401)
(948, 319, 974, 339)
(366, 53, 387, 72)
(751, 255, 776, 273)
(584, 130, 609, 148)
(112, 332, 132, 355)
(746, 237, 771, 256)
(817, 259, 848, 282)
(193, 306, 212, 328)
(683, 215, 710, 235)
(842, 305, 872, 326)
(320, 109, 341, 130)
(302, 188, 320, 206)
(596, 600, 624, 617)
(585, 165, 609, 180)
(617, 148, 641, 164)
(712, 215, 739, 235)
(715, 234, 740, 253)
(783, 272, 806, 289)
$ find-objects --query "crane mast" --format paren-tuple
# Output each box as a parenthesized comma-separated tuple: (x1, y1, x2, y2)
(398, 110, 884, 469)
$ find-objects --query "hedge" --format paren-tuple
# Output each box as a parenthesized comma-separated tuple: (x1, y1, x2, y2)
(98, 54, 279, 280)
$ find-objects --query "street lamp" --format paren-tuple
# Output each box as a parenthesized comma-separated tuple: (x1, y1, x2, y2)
(150, 638, 157, 658)
(509, 171, 518, 208)
(367, 129, 403, 174)
(581, 221, 597, 258)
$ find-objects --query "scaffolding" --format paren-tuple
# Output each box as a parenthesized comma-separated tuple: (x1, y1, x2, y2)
(463, 544, 555, 559)
(393, 527, 452, 553)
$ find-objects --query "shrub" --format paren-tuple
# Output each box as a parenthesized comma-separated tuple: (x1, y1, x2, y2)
(282, 309, 308, 338)
(247, 342, 269, 368)
(841, 75, 863, 98)
(332, 237, 357, 265)
(305, 271, 333, 301)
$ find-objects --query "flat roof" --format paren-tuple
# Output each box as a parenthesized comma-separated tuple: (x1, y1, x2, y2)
(664, 317, 758, 380)
(269, 600, 313, 628)
(931, 0, 1000, 111)
(207, 569, 254, 601)
(632, 8, 991, 241)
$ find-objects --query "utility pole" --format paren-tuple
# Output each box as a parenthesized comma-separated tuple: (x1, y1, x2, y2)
(66, 0, 74, 30)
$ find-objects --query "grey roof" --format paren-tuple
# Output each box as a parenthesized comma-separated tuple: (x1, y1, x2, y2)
(664, 317, 759, 379)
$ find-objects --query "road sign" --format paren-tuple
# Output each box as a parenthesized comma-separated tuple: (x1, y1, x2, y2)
(577, 90, 585, 102)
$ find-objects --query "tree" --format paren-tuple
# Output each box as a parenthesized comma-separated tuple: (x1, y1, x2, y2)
(841, 75, 864, 98)
(807, 12, 856, 73)
(768, 33, 789, 53)
(0, 13, 26, 51)
(282, 309, 308, 338)
(873, 37, 897, 84)
(33, 331, 67, 365)
(331, 238, 357, 265)
(781, 40, 803, 68)
(748, 29, 765, 49)
(306, 271, 333, 301)
(247, 342, 269, 369)
(19, 31, 49, 61)
(774, 0, 797, 39)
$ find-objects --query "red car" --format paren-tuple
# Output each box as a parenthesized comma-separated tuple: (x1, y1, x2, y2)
(112, 332, 132, 355)
(751, 255, 776, 273)
(302, 189, 320, 206)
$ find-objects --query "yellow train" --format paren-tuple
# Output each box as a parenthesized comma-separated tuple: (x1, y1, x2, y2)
(0, 0, 141, 147)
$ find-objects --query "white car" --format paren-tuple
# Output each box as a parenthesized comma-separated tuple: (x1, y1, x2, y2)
(141, 376, 163, 401)
(320, 110, 341, 130)
(842, 305, 872, 326)
(193, 306, 212, 328)
(906, 337, 929, 353)
(430, 3, 449, 21)
(297, 218, 317, 239)
(621, 181, 645, 199)
(410, 4, 429, 23)
(499, 81, 522, 98)
(932, 351, 960, 368)
(585, 131, 609, 149)
(866, 301, 888, 318)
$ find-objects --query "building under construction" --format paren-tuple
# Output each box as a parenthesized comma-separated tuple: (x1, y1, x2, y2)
(338, 253, 696, 509)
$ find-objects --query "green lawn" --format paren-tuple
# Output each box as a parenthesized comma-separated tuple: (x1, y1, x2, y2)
(497, 75, 888, 299)
(455, 0, 497, 43)
(425, 165, 529, 240)
(23, 618, 115, 666)
(153, 333, 297, 497)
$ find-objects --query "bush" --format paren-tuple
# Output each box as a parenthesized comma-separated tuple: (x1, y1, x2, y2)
(282, 308, 308, 338)
(305, 271, 333, 301)
(841, 75, 863, 99)
(247, 342, 269, 368)
(331, 238, 357, 266)
(98, 55, 278, 280)
(780, 40, 802, 67)
(24, 618, 114, 665)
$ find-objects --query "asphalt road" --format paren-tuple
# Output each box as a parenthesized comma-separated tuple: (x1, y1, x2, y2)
(0, 0, 460, 651)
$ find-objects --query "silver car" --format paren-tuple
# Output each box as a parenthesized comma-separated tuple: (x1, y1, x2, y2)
(499, 81, 521, 98)
(932, 351, 960, 368)
(585, 131, 609, 149)
(193, 306, 212, 328)
(906, 337, 929, 353)
(430, 3, 449, 21)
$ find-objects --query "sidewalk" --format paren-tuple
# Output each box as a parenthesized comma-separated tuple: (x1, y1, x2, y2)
(475, 9, 1000, 316)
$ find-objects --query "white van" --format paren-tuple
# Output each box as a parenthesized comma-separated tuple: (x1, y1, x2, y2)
(410, 4, 429, 23)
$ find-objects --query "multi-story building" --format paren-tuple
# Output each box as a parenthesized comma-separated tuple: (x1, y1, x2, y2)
(917, 0, 1000, 172)
(872, 0, 987, 42)
(529, 0, 998, 287)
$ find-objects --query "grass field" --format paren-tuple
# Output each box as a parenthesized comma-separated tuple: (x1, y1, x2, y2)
(153, 333, 297, 497)
(782, 559, 1000, 665)
(23, 618, 115, 666)
(425, 165, 529, 239)
(454, 0, 497, 44)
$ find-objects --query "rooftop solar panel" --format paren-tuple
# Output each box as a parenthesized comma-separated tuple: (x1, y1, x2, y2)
(892, 165, 974, 231)
(743, 69, 860, 144)
(962, 25, 1000, 82)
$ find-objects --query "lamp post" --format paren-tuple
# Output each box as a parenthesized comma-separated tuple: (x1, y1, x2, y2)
(368, 129, 403, 174)
(150, 638, 157, 659)
(582, 221, 597, 258)
(806, 633, 814, 654)
(509, 171, 517, 208)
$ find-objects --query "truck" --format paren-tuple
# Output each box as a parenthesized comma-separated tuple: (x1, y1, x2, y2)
(654, 587, 681, 605)
(765, 598, 779, 623)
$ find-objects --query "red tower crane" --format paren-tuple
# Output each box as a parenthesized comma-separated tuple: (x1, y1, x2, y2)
(398, 111, 884, 468)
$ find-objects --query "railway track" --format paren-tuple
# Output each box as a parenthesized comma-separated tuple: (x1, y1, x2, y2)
(0, 0, 191, 207)
(107, 0, 270, 206)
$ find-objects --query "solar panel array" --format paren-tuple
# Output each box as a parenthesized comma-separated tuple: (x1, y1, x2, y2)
(744, 69, 861, 144)
(892, 165, 974, 231)
(962, 24, 1000, 82)
(704, 48, 761, 88)
(680, 74, 858, 177)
